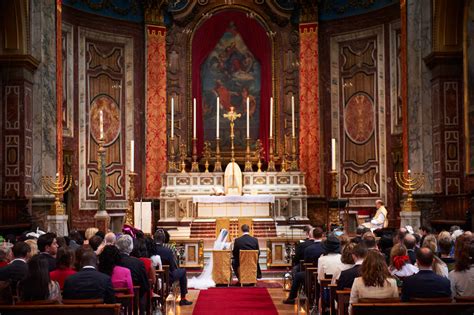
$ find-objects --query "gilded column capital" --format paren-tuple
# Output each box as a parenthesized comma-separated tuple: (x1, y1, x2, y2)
(298, 0, 318, 24)
(144, 0, 167, 26)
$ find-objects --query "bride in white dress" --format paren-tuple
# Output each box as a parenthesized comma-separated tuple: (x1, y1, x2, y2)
(188, 228, 230, 290)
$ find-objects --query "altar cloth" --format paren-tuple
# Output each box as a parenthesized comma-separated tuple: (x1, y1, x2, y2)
(192, 195, 275, 204)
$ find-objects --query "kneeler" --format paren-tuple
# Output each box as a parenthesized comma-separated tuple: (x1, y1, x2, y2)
(215, 218, 230, 239)
(212, 250, 232, 286)
(239, 250, 259, 286)
(238, 218, 254, 236)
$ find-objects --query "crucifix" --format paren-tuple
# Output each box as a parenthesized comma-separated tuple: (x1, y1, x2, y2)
(223, 106, 241, 162)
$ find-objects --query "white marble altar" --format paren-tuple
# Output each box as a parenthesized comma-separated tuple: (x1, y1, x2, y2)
(192, 195, 274, 218)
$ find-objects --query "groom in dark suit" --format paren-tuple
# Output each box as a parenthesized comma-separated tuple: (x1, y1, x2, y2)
(232, 224, 261, 280)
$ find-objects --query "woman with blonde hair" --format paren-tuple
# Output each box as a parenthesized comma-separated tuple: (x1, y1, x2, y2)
(389, 244, 418, 278)
(349, 251, 398, 312)
(84, 227, 99, 243)
(422, 234, 448, 277)
(24, 239, 38, 258)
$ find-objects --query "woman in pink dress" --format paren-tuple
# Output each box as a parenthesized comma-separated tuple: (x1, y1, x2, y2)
(99, 245, 133, 294)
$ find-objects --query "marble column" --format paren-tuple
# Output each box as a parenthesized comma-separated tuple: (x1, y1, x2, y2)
(145, 24, 168, 198)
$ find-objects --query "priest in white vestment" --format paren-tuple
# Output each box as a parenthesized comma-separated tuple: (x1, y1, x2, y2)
(364, 199, 388, 230)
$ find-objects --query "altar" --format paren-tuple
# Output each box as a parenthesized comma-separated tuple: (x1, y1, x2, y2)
(192, 195, 275, 218)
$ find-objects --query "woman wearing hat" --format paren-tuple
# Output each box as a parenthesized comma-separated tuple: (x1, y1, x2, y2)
(317, 233, 344, 281)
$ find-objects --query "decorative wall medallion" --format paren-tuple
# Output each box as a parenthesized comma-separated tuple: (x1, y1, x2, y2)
(344, 92, 374, 144)
(89, 94, 121, 145)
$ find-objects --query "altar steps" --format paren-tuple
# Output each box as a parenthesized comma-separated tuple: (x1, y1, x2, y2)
(190, 220, 277, 239)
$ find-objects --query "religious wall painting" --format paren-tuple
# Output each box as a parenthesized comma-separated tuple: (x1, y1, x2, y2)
(201, 22, 261, 149)
(465, 0, 474, 173)
(344, 92, 375, 144)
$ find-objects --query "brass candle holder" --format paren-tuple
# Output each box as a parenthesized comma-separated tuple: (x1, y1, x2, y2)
(268, 137, 276, 172)
(203, 141, 211, 173)
(124, 172, 136, 226)
(255, 139, 263, 173)
(214, 138, 223, 172)
(41, 173, 73, 215)
(191, 137, 199, 172)
(179, 143, 187, 173)
(244, 137, 252, 172)
(290, 136, 298, 171)
(395, 171, 425, 212)
(168, 136, 177, 172)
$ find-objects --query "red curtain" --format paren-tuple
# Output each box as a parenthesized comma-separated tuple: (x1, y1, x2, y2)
(192, 10, 271, 158)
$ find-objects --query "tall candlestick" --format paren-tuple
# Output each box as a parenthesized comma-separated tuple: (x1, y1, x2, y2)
(193, 98, 196, 138)
(99, 110, 104, 140)
(130, 140, 134, 172)
(291, 96, 295, 137)
(270, 97, 273, 137)
(247, 97, 250, 138)
(331, 138, 336, 171)
(216, 97, 220, 138)
(171, 98, 174, 138)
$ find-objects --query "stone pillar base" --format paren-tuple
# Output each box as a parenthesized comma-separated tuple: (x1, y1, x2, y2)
(94, 211, 110, 232)
(400, 211, 421, 232)
(46, 214, 69, 236)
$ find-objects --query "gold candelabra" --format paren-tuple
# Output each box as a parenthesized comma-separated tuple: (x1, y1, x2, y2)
(395, 170, 425, 212)
(223, 107, 241, 162)
(290, 136, 298, 171)
(255, 139, 263, 172)
(191, 137, 199, 172)
(214, 138, 223, 172)
(179, 143, 187, 173)
(203, 141, 211, 173)
(244, 137, 252, 172)
(41, 173, 73, 215)
(268, 137, 276, 172)
(124, 172, 136, 226)
(168, 136, 177, 172)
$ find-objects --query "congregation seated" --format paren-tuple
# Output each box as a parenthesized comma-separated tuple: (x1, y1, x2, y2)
(18, 254, 61, 303)
(318, 233, 342, 281)
(0, 242, 12, 268)
(154, 229, 192, 306)
(403, 233, 417, 265)
(351, 226, 370, 245)
(37, 233, 58, 272)
(361, 233, 378, 252)
(449, 234, 474, 297)
(349, 251, 399, 311)
(50, 247, 76, 289)
(331, 242, 356, 284)
(104, 232, 116, 246)
(292, 225, 314, 272)
(438, 236, 456, 271)
(131, 236, 156, 287)
(89, 235, 104, 255)
(0, 241, 30, 291)
(388, 243, 418, 278)
(422, 234, 449, 277)
(98, 245, 134, 294)
(337, 243, 367, 290)
(84, 228, 99, 246)
(63, 250, 115, 304)
(67, 230, 83, 252)
(401, 247, 451, 301)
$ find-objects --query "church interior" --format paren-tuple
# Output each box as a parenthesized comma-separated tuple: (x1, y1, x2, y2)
(1, 0, 474, 314)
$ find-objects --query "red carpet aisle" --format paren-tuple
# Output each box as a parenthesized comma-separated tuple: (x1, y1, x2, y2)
(192, 287, 279, 315)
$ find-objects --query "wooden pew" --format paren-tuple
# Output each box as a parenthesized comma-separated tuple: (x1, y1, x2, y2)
(0, 303, 121, 315)
(351, 302, 474, 315)
(320, 276, 333, 314)
(336, 289, 351, 315)
(304, 267, 318, 312)
(328, 283, 337, 315)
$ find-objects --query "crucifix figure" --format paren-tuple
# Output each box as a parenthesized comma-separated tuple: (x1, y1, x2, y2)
(223, 106, 241, 162)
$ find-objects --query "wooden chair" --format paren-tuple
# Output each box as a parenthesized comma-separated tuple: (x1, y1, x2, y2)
(336, 289, 351, 315)
(212, 250, 232, 286)
(216, 218, 231, 239)
(410, 297, 453, 303)
(237, 218, 253, 236)
(239, 250, 259, 286)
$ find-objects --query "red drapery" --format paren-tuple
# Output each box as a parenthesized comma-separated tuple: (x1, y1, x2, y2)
(192, 10, 271, 158)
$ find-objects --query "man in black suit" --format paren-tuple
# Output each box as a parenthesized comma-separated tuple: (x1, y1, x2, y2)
(401, 247, 451, 301)
(154, 229, 192, 306)
(116, 234, 150, 312)
(337, 243, 367, 290)
(292, 225, 314, 271)
(283, 227, 324, 304)
(403, 233, 417, 265)
(63, 250, 115, 303)
(37, 233, 58, 271)
(0, 241, 30, 291)
(232, 224, 261, 280)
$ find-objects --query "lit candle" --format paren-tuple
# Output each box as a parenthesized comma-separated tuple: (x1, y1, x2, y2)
(193, 98, 196, 139)
(216, 97, 220, 138)
(171, 98, 174, 138)
(130, 140, 134, 172)
(331, 138, 336, 171)
(270, 97, 273, 138)
(99, 110, 104, 140)
(56, 172, 59, 178)
(291, 96, 295, 137)
(408, 169, 411, 174)
(247, 97, 250, 138)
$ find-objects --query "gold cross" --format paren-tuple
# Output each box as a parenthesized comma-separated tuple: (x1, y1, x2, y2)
(223, 106, 241, 123)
